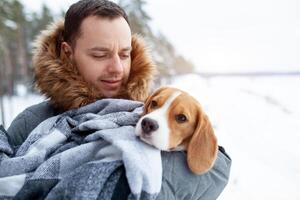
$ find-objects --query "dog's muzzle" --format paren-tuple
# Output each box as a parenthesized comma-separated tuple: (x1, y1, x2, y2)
(141, 117, 159, 135)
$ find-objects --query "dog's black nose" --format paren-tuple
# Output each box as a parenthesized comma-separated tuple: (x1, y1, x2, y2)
(141, 117, 159, 134)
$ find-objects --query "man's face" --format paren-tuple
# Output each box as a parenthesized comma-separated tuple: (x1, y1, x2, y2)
(64, 16, 132, 98)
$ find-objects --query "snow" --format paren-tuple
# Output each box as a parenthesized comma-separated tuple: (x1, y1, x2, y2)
(170, 74, 300, 200)
(1, 74, 300, 199)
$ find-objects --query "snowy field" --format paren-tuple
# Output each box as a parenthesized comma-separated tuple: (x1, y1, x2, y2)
(1, 74, 300, 200)
(170, 74, 300, 200)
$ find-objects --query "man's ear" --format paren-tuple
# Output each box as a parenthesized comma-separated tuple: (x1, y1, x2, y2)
(61, 42, 73, 58)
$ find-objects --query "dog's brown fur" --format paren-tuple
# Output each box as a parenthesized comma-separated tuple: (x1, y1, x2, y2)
(142, 87, 218, 174)
(33, 20, 156, 112)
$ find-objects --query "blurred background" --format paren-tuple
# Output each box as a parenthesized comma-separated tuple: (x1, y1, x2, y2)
(0, 0, 299, 199)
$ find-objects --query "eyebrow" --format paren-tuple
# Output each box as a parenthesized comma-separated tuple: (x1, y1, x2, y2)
(88, 46, 132, 52)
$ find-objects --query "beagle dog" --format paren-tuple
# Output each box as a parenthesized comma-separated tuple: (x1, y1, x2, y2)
(135, 86, 218, 174)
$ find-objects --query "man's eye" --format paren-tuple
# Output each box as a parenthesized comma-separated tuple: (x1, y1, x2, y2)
(120, 54, 130, 59)
(150, 100, 158, 108)
(92, 55, 106, 59)
(175, 114, 187, 123)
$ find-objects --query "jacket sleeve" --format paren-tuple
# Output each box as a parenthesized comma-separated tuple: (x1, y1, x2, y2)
(157, 146, 231, 200)
(6, 109, 40, 147)
(6, 101, 57, 147)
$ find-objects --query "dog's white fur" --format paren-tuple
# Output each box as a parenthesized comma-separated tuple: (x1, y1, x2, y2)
(135, 91, 181, 150)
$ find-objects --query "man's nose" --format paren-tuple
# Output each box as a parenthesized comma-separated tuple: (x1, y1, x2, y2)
(108, 55, 123, 74)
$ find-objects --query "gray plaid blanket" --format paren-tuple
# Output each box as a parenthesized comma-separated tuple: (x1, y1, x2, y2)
(0, 99, 162, 200)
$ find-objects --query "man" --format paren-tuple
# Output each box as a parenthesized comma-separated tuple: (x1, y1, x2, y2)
(8, 0, 155, 144)
(6, 0, 231, 199)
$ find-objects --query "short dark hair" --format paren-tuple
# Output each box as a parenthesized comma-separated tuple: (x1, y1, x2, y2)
(63, 0, 129, 47)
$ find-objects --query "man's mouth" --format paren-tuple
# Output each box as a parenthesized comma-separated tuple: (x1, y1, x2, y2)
(101, 79, 122, 88)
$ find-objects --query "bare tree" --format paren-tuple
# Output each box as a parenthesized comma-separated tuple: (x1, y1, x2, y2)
(0, 78, 5, 127)
(0, 37, 5, 127)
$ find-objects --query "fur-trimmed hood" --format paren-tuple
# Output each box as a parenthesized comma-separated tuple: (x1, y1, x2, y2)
(33, 20, 156, 112)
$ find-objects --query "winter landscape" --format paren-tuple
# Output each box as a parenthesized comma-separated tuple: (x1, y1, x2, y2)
(171, 74, 300, 200)
(2, 74, 299, 200)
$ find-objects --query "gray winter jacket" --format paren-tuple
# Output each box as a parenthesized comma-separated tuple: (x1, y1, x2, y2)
(7, 101, 231, 200)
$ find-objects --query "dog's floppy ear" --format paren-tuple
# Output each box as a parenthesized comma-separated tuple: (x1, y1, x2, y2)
(187, 110, 218, 174)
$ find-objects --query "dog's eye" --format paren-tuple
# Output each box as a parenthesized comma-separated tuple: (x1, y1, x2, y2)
(150, 100, 158, 108)
(176, 114, 187, 123)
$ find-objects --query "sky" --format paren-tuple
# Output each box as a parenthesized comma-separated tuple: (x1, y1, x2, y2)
(20, 0, 300, 73)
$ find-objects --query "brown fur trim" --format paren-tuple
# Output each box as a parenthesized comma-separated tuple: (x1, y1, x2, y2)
(117, 34, 157, 101)
(33, 20, 156, 112)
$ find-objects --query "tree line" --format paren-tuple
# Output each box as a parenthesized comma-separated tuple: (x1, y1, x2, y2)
(0, 0, 195, 97)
